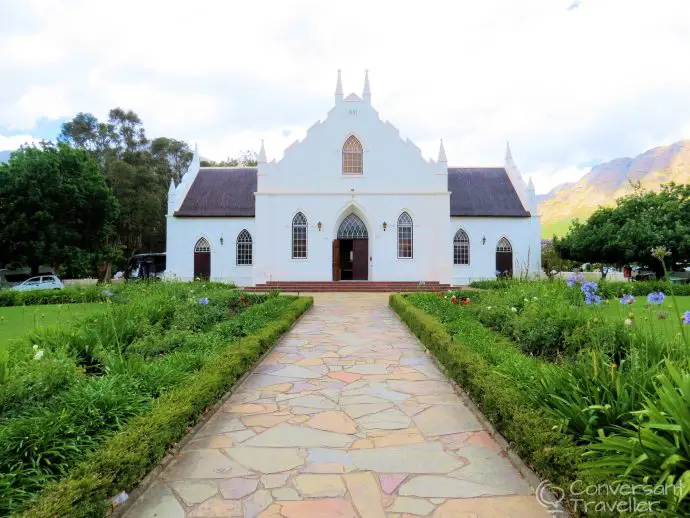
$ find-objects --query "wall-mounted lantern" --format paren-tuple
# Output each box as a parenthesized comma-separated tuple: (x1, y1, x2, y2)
(220, 235, 224, 246)
(382, 221, 388, 232)
(317, 221, 322, 231)
(482, 235, 486, 245)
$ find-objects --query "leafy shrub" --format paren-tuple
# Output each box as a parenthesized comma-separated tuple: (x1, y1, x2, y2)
(584, 362, 690, 515)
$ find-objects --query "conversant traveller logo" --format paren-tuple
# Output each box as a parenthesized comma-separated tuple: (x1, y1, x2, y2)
(535, 479, 686, 515)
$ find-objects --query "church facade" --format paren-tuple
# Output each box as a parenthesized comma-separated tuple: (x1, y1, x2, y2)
(166, 72, 541, 287)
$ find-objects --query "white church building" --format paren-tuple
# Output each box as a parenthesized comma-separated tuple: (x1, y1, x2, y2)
(166, 72, 541, 287)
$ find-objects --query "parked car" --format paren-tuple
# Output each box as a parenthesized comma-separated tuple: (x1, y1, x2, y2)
(10, 275, 64, 291)
(125, 253, 166, 280)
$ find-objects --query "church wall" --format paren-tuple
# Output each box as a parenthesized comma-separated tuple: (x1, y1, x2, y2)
(450, 216, 542, 285)
(166, 215, 255, 285)
(253, 193, 452, 284)
(259, 98, 447, 195)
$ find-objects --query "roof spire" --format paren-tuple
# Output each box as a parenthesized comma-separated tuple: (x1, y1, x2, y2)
(438, 139, 447, 164)
(363, 69, 371, 104)
(527, 176, 535, 191)
(335, 69, 343, 104)
(505, 141, 513, 162)
(258, 140, 267, 163)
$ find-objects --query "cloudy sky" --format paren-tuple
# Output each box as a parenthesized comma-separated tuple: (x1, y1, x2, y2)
(1, 0, 689, 193)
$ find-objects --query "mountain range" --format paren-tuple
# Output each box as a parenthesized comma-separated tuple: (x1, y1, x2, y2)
(0, 150, 11, 163)
(538, 139, 690, 237)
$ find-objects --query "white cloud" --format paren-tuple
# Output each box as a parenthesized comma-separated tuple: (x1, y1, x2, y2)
(0, 134, 40, 151)
(0, 0, 689, 193)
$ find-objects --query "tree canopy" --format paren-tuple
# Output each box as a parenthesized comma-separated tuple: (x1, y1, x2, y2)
(0, 143, 119, 277)
(59, 108, 193, 258)
(555, 183, 690, 274)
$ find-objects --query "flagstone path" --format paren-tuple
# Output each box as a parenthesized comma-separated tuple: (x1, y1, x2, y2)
(126, 293, 548, 518)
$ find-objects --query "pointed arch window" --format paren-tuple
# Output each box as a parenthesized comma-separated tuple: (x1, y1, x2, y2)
(397, 212, 413, 259)
(194, 237, 210, 252)
(337, 213, 368, 239)
(453, 229, 470, 265)
(236, 230, 253, 265)
(342, 135, 363, 174)
(292, 212, 308, 259)
(496, 237, 512, 252)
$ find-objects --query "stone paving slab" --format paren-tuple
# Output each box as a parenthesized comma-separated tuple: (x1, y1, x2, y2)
(125, 293, 548, 518)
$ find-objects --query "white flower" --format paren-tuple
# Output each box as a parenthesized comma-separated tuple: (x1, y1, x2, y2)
(33, 350, 44, 361)
(524, 298, 529, 302)
(532, 297, 538, 301)
(624, 318, 633, 326)
(511, 307, 518, 312)
(32, 344, 39, 350)
(487, 306, 492, 310)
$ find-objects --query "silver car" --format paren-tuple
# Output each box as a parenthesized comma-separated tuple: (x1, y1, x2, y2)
(11, 275, 64, 291)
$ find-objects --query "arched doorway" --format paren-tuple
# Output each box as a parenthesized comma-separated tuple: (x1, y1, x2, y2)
(495, 237, 513, 277)
(194, 237, 211, 280)
(333, 214, 368, 280)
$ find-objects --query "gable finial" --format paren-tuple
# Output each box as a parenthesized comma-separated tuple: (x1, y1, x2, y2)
(335, 69, 343, 104)
(527, 176, 535, 191)
(363, 69, 371, 104)
(505, 141, 513, 162)
(438, 139, 448, 164)
(258, 140, 267, 163)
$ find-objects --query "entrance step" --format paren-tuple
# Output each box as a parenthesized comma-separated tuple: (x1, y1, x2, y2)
(245, 281, 452, 292)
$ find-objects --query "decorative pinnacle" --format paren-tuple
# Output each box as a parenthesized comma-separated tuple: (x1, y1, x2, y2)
(335, 69, 343, 97)
(438, 139, 448, 163)
(363, 69, 371, 99)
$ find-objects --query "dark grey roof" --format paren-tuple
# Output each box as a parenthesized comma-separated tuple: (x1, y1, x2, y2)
(175, 168, 257, 217)
(175, 166, 529, 218)
(448, 167, 530, 217)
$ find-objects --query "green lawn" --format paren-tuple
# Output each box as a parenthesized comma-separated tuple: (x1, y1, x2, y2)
(0, 303, 105, 349)
(599, 295, 690, 342)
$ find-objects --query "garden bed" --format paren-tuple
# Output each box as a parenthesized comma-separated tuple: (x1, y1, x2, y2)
(392, 279, 690, 515)
(0, 282, 312, 516)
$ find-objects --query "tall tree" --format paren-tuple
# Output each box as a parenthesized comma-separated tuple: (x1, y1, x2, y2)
(555, 183, 690, 276)
(0, 143, 119, 277)
(59, 109, 192, 260)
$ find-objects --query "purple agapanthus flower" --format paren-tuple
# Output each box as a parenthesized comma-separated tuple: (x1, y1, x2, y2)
(619, 294, 635, 305)
(585, 294, 602, 305)
(198, 297, 209, 305)
(682, 311, 690, 325)
(647, 292, 665, 305)
(581, 281, 598, 294)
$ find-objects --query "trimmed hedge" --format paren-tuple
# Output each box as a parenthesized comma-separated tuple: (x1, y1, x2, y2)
(20, 296, 313, 518)
(389, 294, 584, 499)
(470, 278, 690, 298)
(0, 285, 110, 307)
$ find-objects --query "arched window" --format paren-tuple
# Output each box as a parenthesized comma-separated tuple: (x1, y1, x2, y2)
(496, 237, 512, 252)
(236, 230, 252, 265)
(292, 212, 307, 259)
(342, 135, 363, 174)
(397, 212, 413, 259)
(194, 237, 210, 252)
(337, 213, 368, 239)
(453, 229, 470, 265)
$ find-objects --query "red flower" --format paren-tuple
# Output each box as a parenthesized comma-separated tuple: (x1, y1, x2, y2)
(462, 298, 470, 305)
(451, 296, 459, 304)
